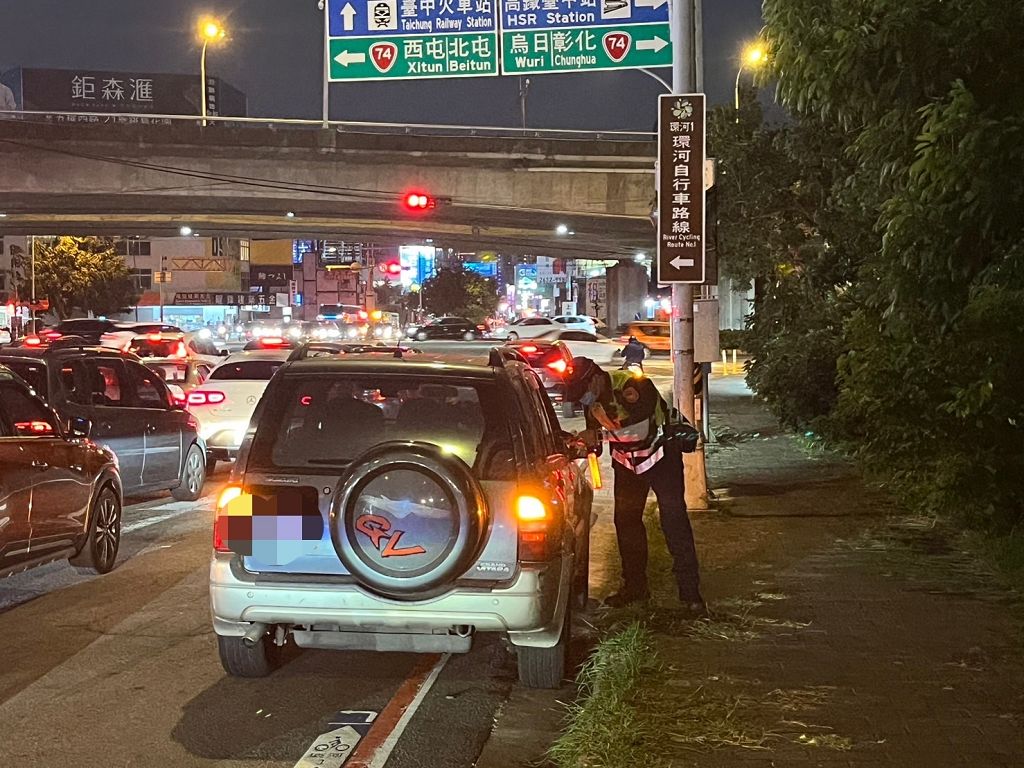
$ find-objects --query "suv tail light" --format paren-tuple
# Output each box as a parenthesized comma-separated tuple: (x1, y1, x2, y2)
(520, 345, 538, 353)
(147, 332, 163, 342)
(173, 341, 187, 357)
(516, 495, 555, 561)
(214, 485, 251, 553)
(24, 336, 42, 346)
(187, 390, 226, 405)
(546, 358, 569, 375)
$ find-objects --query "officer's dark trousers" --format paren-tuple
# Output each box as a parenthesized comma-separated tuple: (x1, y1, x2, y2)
(612, 442, 702, 601)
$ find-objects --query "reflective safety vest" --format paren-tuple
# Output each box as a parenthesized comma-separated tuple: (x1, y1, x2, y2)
(602, 370, 671, 475)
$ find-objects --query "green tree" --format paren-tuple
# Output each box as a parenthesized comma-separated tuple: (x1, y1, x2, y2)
(763, 0, 1024, 529)
(421, 267, 499, 322)
(709, 97, 866, 429)
(13, 237, 139, 319)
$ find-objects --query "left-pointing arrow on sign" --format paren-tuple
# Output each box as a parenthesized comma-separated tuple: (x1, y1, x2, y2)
(670, 256, 695, 269)
(340, 2, 356, 31)
(334, 50, 367, 66)
(636, 35, 669, 53)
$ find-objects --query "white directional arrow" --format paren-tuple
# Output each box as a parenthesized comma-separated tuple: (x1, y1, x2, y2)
(340, 2, 357, 30)
(334, 50, 367, 67)
(636, 0, 669, 9)
(636, 35, 669, 53)
(670, 256, 695, 269)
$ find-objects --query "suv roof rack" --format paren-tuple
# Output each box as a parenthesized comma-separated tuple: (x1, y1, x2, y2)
(488, 346, 529, 367)
(288, 341, 418, 362)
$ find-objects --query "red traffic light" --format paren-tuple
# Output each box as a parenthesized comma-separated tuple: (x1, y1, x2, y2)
(382, 261, 403, 276)
(403, 192, 434, 211)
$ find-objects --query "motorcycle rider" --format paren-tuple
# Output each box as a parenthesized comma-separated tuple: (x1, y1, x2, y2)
(565, 357, 705, 614)
(620, 335, 648, 371)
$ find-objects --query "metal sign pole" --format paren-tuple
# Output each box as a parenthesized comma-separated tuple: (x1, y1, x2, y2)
(668, 0, 709, 509)
(322, 0, 331, 128)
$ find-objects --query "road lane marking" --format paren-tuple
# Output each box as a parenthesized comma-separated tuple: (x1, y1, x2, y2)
(346, 653, 450, 768)
(121, 495, 215, 534)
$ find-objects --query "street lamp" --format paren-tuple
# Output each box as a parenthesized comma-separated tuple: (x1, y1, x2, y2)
(197, 17, 227, 126)
(734, 42, 767, 121)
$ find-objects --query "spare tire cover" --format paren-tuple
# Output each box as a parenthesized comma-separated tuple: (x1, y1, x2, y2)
(331, 442, 489, 598)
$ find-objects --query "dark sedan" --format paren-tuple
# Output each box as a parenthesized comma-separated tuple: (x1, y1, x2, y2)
(0, 366, 123, 577)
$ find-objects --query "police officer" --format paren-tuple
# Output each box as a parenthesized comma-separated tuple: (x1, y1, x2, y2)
(565, 357, 705, 613)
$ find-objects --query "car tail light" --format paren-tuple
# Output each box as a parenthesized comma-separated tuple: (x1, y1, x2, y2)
(15, 420, 54, 435)
(173, 341, 187, 357)
(546, 358, 568, 375)
(24, 336, 42, 346)
(187, 390, 226, 405)
(516, 495, 554, 561)
(260, 336, 286, 347)
(148, 333, 162, 342)
(520, 345, 538, 353)
(42, 331, 61, 339)
(214, 485, 251, 553)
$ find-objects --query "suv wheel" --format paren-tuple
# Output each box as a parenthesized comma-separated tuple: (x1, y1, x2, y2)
(506, 332, 519, 341)
(517, 603, 571, 689)
(416, 331, 428, 341)
(70, 486, 121, 574)
(172, 444, 206, 501)
(218, 634, 280, 678)
(462, 331, 476, 341)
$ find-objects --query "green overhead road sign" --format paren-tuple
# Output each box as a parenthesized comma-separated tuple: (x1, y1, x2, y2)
(501, 22, 670, 75)
(324, 0, 669, 80)
(329, 35, 499, 81)
(327, 0, 499, 82)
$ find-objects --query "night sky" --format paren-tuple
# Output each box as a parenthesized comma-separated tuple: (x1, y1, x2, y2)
(0, 0, 763, 130)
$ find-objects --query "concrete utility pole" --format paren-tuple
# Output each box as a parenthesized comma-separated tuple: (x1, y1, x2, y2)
(669, 0, 709, 510)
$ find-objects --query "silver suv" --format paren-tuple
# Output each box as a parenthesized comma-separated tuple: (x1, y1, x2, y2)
(210, 348, 593, 688)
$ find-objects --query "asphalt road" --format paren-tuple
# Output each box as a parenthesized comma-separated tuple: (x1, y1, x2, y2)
(0, 351, 676, 768)
(0, 460, 523, 768)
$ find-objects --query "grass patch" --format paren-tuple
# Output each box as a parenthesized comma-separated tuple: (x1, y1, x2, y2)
(548, 622, 661, 768)
(965, 529, 1024, 593)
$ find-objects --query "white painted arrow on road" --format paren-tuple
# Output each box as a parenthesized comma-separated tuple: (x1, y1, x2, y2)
(670, 256, 695, 269)
(340, 2, 357, 31)
(636, 0, 669, 9)
(636, 35, 669, 53)
(334, 50, 367, 67)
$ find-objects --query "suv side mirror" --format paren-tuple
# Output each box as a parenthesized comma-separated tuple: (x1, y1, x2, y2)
(68, 416, 92, 439)
(560, 431, 590, 461)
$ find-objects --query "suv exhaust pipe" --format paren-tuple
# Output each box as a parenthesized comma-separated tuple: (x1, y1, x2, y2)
(242, 622, 268, 647)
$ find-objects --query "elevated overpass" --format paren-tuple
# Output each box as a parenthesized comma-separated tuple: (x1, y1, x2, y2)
(0, 115, 656, 257)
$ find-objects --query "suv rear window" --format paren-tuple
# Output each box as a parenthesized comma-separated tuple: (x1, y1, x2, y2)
(53, 319, 114, 335)
(128, 338, 186, 358)
(249, 374, 515, 479)
(210, 360, 284, 380)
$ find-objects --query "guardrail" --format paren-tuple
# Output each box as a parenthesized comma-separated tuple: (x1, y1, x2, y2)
(0, 109, 655, 142)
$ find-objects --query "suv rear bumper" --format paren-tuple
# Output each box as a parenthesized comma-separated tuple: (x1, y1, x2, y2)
(210, 552, 571, 648)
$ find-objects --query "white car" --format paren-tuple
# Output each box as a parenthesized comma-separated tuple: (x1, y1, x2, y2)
(99, 322, 183, 350)
(126, 331, 225, 364)
(490, 317, 560, 341)
(186, 349, 291, 472)
(533, 329, 620, 364)
(551, 315, 597, 333)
